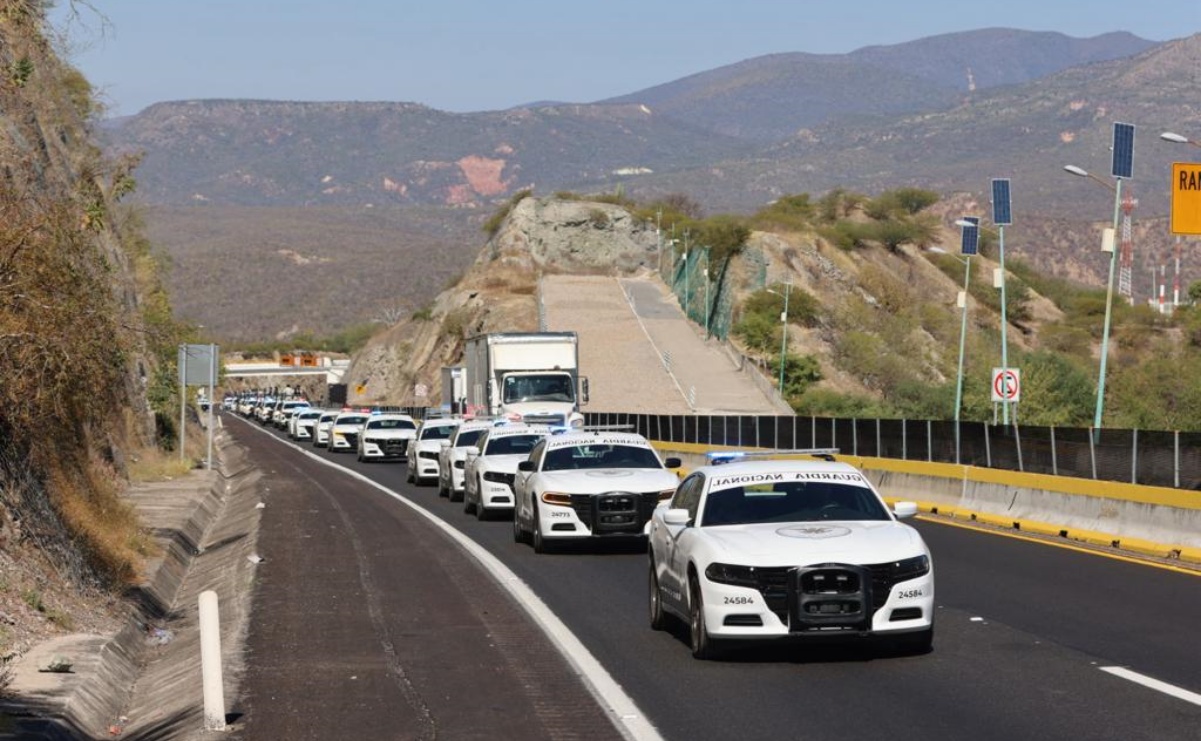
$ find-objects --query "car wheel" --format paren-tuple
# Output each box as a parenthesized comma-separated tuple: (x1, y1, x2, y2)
(893, 626, 934, 655)
(689, 574, 720, 660)
(532, 509, 553, 554)
(475, 497, 488, 522)
(463, 492, 474, 515)
(438, 475, 448, 498)
(449, 484, 463, 503)
(649, 558, 668, 631)
(512, 507, 528, 543)
(406, 467, 415, 484)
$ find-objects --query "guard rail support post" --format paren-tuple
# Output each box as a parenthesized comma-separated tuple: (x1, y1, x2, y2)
(1051, 426, 1058, 476)
(199, 590, 226, 731)
(902, 419, 908, 461)
(1131, 428, 1138, 484)
(1089, 429, 1097, 479)
(876, 419, 881, 459)
(811, 416, 817, 449)
(927, 420, 933, 462)
(852, 419, 858, 457)
(1015, 422, 1024, 472)
(1175, 431, 1181, 489)
(985, 422, 992, 468)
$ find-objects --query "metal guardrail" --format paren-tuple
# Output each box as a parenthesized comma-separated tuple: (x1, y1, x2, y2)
(584, 412, 1201, 490)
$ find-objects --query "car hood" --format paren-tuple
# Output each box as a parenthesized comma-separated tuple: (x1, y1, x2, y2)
(698, 521, 926, 565)
(539, 468, 678, 493)
(477, 454, 528, 473)
(363, 429, 416, 439)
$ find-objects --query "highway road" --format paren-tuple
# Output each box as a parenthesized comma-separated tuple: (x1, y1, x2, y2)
(225, 413, 1201, 741)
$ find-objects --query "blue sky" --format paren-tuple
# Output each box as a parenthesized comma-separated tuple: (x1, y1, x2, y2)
(51, 1, 1200, 117)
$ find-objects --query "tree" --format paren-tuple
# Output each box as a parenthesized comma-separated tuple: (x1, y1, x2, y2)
(695, 215, 750, 266)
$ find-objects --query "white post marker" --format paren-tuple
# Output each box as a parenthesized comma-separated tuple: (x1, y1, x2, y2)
(199, 590, 226, 731)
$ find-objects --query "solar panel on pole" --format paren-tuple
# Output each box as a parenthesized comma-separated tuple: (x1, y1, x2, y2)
(991, 179, 1012, 226)
(1111, 122, 1135, 180)
(960, 216, 980, 256)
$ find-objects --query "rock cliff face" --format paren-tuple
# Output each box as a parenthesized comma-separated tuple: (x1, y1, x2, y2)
(344, 196, 658, 404)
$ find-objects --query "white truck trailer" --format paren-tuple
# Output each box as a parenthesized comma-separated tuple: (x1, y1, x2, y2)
(464, 332, 588, 427)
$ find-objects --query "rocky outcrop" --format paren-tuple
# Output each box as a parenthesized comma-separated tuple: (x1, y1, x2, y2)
(344, 196, 658, 405)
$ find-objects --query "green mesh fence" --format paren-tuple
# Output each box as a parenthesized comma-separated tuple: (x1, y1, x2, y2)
(666, 245, 757, 343)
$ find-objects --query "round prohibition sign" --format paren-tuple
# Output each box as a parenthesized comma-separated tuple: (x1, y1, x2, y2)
(992, 368, 1020, 402)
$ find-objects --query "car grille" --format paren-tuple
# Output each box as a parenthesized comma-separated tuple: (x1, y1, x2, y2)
(522, 413, 566, 425)
(373, 438, 407, 455)
(750, 561, 911, 628)
(568, 491, 659, 534)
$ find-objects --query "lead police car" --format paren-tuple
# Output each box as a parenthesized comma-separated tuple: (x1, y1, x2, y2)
(647, 452, 933, 659)
(512, 431, 680, 553)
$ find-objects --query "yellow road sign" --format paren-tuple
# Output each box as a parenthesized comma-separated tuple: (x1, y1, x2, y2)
(1170, 162, 1201, 235)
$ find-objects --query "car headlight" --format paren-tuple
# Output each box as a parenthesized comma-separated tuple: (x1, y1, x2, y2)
(891, 554, 931, 581)
(704, 563, 761, 589)
(657, 488, 675, 501)
(541, 491, 572, 506)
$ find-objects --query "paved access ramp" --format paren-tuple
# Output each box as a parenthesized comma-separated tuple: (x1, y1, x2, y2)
(540, 275, 784, 415)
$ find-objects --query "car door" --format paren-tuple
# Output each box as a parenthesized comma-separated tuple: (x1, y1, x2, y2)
(660, 474, 704, 610)
(514, 440, 547, 528)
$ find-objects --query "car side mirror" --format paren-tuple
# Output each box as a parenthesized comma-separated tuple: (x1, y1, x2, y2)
(663, 457, 681, 469)
(663, 508, 691, 526)
(517, 460, 535, 472)
(893, 501, 918, 519)
(465, 446, 480, 456)
(439, 440, 451, 448)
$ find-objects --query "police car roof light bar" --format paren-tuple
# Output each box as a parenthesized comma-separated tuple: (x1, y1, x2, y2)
(706, 448, 841, 465)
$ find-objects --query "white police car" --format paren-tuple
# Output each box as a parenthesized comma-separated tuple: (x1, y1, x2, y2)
(462, 424, 551, 520)
(647, 450, 933, 659)
(406, 417, 459, 485)
(512, 431, 680, 553)
(327, 410, 369, 453)
(437, 419, 498, 501)
(356, 412, 418, 462)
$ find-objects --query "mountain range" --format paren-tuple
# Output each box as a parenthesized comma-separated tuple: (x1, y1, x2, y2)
(99, 28, 1201, 342)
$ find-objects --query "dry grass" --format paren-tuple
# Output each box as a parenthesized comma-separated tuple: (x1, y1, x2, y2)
(45, 464, 152, 585)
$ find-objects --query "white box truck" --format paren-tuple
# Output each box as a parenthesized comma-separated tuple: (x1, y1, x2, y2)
(464, 332, 588, 426)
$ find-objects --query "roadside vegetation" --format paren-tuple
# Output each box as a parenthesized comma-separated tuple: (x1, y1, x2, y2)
(482, 186, 1201, 430)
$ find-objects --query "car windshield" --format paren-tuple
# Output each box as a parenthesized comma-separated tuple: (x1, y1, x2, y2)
(502, 374, 574, 404)
(454, 429, 485, 448)
(336, 415, 367, 426)
(700, 482, 890, 526)
(484, 434, 544, 456)
(542, 444, 661, 471)
(421, 425, 456, 440)
(367, 418, 416, 430)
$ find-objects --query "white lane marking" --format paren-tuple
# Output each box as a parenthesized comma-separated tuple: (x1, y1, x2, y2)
(1100, 667, 1201, 707)
(236, 417, 664, 741)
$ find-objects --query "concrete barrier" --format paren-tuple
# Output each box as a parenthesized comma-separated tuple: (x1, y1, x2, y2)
(653, 442, 1201, 566)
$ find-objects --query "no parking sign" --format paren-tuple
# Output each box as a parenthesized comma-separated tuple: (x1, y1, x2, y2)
(991, 368, 1021, 403)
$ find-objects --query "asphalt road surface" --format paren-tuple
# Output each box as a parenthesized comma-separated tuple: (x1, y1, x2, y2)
(224, 414, 1201, 741)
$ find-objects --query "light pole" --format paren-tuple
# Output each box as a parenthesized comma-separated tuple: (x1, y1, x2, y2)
(767, 282, 791, 393)
(1161, 131, 1201, 149)
(1063, 163, 1123, 433)
(702, 251, 711, 338)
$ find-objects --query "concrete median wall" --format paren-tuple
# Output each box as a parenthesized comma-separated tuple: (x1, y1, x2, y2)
(654, 443, 1201, 564)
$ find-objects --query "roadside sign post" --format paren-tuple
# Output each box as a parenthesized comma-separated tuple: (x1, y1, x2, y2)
(1170, 162, 1201, 235)
(179, 343, 220, 468)
(991, 367, 1021, 407)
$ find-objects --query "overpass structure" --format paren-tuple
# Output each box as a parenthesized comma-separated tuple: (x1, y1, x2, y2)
(224, 360, 351, 383)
